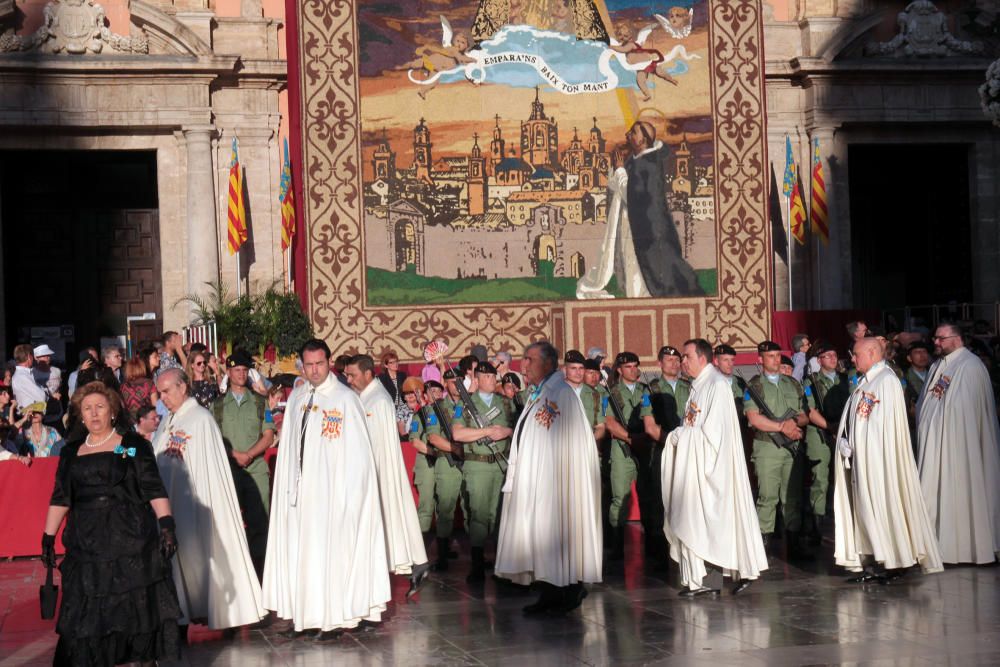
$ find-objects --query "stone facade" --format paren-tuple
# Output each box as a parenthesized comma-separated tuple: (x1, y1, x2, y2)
(0, 0, 287, 340)
(764, 0, 1000, 311)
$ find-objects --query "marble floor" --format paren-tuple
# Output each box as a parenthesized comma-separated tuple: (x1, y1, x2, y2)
(2, 526, 1000, 666)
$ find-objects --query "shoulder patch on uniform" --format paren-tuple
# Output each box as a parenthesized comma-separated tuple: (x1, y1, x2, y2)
(641, 394, 651, 407)
(804, 385, 812, 397)
(409, 418, 419, 434)
(743, 389, 752, 402)
(454, 405, 464, 418)
(601, 396, 609, 412)
(428, 413, 439, 426)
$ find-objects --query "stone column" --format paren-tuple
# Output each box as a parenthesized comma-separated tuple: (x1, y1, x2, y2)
(808, 126, 845, 309)
(183, 126, 220, 317)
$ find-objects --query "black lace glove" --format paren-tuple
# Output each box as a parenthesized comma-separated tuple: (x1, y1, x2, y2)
(41, 533, 57, 568)
(158, 516, 178, 561)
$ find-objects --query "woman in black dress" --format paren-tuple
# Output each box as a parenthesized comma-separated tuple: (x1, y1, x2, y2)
(43, 381, 181, 666)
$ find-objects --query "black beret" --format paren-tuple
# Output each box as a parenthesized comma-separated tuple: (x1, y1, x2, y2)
(583, 358, 602, 371)
(757, 341, 781, 353)
(475, 361, 498, 375)
(425, 380, 444, 391)
(615, 351, 640, 366)
(227, 349, 255, 369)
(658, 345, 681, 359)
(501, 372, 522, 389)
(564, 349, 586, 365)
(442, 369, 457, 380)
(780, 355, 793, 366)
(908, 341, 932, 354)
(714, 344, 736, 357)
(811, 341, 835, 357)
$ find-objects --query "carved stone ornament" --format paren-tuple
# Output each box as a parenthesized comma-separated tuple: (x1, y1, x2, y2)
(981, 58, 1000, 126)
(0, 0, 148, 54)
(865, 0, 983, 57)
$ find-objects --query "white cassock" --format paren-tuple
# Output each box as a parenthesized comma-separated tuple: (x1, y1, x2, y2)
(916, 347, 1000, 564)
(152, 397, 265, 629)
(495, 372, 602, 586)
(263, 374, 391, 631)
(359, 380, 427, 574)
(834, 362, 943, 574)
(660, 365, 767, 589)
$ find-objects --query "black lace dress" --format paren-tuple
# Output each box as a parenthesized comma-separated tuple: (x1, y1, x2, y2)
(50, 432, 182, 666)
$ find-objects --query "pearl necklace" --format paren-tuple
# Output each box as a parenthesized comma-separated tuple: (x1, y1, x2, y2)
(84, 430, 117, 449)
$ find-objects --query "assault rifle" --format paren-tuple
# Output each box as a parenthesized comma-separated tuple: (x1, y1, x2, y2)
(450, 366, 509, 474)
(429, 399, 463, 469)
(601, 377, 644, 455)
(737, 369, 801, 453)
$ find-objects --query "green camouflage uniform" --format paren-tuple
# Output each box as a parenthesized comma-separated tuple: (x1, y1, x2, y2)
(424, 398, 465, 539)
(604, 382, 652, 528)
(743, 374, 807, 534)
(459, 392, 514, 547)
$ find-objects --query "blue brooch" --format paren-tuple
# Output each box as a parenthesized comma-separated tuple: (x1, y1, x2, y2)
(114, 444, 137, 458)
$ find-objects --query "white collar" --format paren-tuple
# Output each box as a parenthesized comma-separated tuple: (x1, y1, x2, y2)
(634, 140, 664, 159)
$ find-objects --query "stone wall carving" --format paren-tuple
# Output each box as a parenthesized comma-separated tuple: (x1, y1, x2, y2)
(864, 0, 983, 57)
(0, 0, 148, 54)
(981, 57, 1000, 126)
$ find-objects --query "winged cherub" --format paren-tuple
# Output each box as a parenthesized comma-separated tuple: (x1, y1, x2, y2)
(609, 21, 678, 101)
(655, 7, 693, 39)
(394, 16, 477, 99)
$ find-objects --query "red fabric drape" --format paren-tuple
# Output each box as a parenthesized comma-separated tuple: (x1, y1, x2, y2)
(284, 0, 308, 314)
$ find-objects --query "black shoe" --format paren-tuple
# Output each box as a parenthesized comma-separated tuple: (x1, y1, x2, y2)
(731, 579, 752, 595)
(678, 586, 719, 598)
(810, 515, 824, 547)
(356, 620, 379, 633)
(407, 562, 431, 598)
(314, 629, 344, 641)
(548, 584, 587, 615)
(846, 571, 884, 584)
(279, 627, 306, 639)
(432, 537, 449, 572)
(466, 547, 486, 583)
(786, 532, 815, 561)
(522, 596, 554, 615)
(882, 568, 907, 583)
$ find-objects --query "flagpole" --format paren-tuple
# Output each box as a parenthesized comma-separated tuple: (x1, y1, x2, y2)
(787, 171, 793, 311)
(236, 249, 242, 298)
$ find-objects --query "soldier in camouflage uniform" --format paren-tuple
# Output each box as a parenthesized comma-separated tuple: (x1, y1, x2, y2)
(801, 343, 850, 546)
(645, 345, 691, 559)
(603, 351, 658, 560)
(424, 372, 466, 572)
(743, 341, 811, 559)
(563, 350, 604, 437)
(904, 341, 932, 414)
(452, 362, 515, 582)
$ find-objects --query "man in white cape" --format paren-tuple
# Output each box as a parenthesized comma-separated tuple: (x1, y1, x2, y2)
(345, 354, 430, 596)
(152, 368, 266, 630)
(660, 339, 767, 597)
(916, 323, 1000, 564)
(262, 340, 391, 639)
(834, 337, 943, 581)
(495, 341, 602, 616)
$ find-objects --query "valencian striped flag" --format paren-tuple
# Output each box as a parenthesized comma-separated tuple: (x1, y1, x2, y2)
(226, 137, 248, 256)
(789, 166, 808, 245)
(279, 138, 296, 251)
(782, 136, 795, 198)
(810, 138, 830, 243)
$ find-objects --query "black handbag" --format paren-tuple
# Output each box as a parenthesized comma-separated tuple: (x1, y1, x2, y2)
(39, 563, 58, 620)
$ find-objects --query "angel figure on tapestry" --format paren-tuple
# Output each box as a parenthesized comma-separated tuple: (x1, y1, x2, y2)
(394, 16, 477, 98)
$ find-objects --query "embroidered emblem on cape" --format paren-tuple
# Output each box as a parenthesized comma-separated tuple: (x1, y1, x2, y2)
(321, 409, 344, 440)
(855, 392, 880, 420)
(683, 401, 701, 426)
(165, 430, 190, 460)
(534, 399, 560, 430)
(930, 375, 951, 400)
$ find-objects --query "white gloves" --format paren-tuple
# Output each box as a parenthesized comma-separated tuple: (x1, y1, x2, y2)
(668, 429, 680, 447)
(838, 436, 853, 460)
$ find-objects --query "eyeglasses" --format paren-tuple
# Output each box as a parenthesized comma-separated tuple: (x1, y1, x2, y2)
(932, 335, 959, 341)
(194, 361, 205, 366)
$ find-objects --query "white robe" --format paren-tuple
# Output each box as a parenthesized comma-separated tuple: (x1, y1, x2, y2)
(916, 347, 1000, 564)
(660, 365, 767, 589)
(262, 374, 391, 631)
(495, 373, 602, 586)
(834, 362, 943, 574)
(359, 380, 428, 575)
(152, 397, 266, 629)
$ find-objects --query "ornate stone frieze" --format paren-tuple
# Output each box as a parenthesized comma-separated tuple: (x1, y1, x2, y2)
(0, 0, 148, 54)
(981, 57, 1000, 125)
(864, 0, 983, 57)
